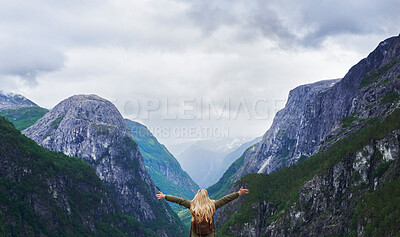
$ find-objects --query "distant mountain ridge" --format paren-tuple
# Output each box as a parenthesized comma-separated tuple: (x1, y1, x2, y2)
(23, 94, 186, 236)
(176, 137, 257, 188)
(0, 90, 38, 111)
(0, 91, 47, 130)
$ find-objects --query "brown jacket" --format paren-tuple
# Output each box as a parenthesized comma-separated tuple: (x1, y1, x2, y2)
(165, 192, 240, 237)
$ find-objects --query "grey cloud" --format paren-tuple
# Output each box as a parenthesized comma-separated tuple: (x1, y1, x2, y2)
(0, 42, 65, 85)
(250, 8, 298, 47)
(185, 0, 400, 48)
(187, 1, 237, 34)
(295, 1, 396, 47)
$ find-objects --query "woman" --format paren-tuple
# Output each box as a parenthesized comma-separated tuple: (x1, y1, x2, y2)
(156, 187, 249, 237)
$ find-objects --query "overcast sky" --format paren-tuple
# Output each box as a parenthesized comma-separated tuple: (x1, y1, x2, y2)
(1, 0, 400, 147)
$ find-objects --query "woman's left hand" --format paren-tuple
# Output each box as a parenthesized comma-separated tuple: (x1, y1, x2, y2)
(155, 191, 165, 200)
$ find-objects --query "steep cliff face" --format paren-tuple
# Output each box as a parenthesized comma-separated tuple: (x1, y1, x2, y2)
(236, 79, 340, 178)
(208, 79, 340, 199)
(214, 35, 400, 236)
(0, 116, 155, 236)
(265, 130, 400, 236)
(219, 35, 400, 188)
(294, 34, 400, 159)
(22, 95, 186, 236)
(219, 119, 400, 236)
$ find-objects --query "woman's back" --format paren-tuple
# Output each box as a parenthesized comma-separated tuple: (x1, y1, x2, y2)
(157, 187, 249, 237)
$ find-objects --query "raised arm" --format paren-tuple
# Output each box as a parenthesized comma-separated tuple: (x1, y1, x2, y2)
(214, 186, 249, 209)
(156, 191, 191, 209)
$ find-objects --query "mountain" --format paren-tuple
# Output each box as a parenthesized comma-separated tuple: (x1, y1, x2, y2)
(176, 137, 257, 188)
(125, 119, 199, 199)
(208, 79, 340, 199)
(0, 116, 157, 236)
(125, 119, 199, 226)
(22, 95, 187, 236)
(0, 91, 47, 130)
(236, 78, 341, 176)
(214, 34, 400, 236)
(0, 91, 38, 111)
(219, 136, 262, 178)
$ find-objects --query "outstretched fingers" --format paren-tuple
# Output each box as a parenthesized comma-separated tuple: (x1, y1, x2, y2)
(155, 191, 165, 200)
(239, 186, 249, 195)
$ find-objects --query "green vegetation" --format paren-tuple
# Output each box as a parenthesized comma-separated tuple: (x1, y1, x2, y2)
(359, 60, 397, 89)
(298, 155, 308, 162)
(126, 119, 198, 198)
(0, 107, 48, 130)
(341, 115, 359, 128)
(217, 108, 400, 236)
(92, 123, 115, 136)
(0, 116, 156, 236)
(51, 116, 64, 130)
(350, 176, 400, 236)
(352, 171, 361, 182)
(110, 133, 188, 236)
(372, 160, 393, 179)
(125, 119, 198, 231)
(381, 91, 400, 104)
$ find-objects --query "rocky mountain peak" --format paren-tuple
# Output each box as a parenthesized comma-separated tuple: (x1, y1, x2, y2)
(0, 90, 38, 111)
(23, 94, 185, 236)
(24, 94, 132, 160)
(51, 94, 128, 133)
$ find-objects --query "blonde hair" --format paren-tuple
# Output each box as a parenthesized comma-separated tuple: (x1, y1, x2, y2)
(190, 189, 216, 224)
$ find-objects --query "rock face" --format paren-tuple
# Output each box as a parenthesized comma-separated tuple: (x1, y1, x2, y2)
(235, 79, 340, 178)
(294, 34, 400, 158)
(224, 129, 400, 237)
(0, 90, 38, 111)
(0, 116, 151, 236)
(208, 79, 340, 199)
(214, 34, 400, 236)
(23, 95, 185, 236)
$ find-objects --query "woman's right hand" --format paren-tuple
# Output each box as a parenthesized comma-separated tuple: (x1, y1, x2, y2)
(155, 191, 165, 200)
(238, 186, 249, 195)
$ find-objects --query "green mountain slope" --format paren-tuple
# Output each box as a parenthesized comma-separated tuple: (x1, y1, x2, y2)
(216, 109, 400, 236)
(125, 119, 199, 226)
(0, 107, 48, 130)
(0, 116, 157, 236)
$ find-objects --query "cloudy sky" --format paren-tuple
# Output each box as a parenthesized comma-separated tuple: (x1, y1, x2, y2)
(1, 0, 400, 147)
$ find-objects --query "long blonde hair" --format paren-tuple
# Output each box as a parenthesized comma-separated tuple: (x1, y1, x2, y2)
(190, 189, 216, 223)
